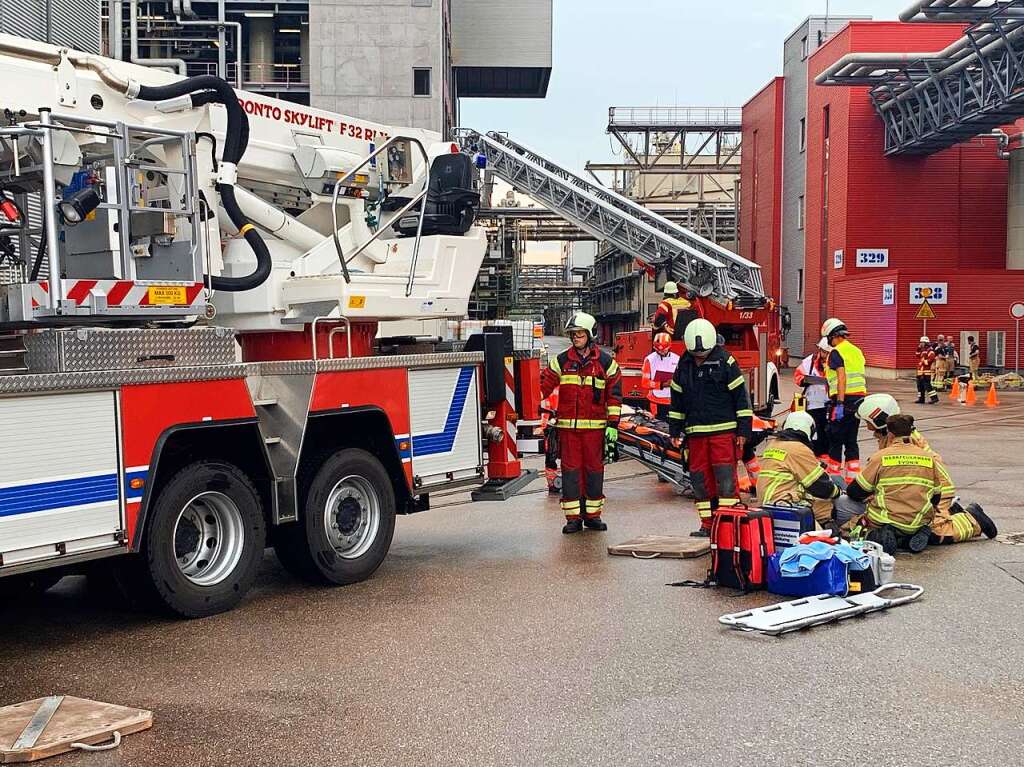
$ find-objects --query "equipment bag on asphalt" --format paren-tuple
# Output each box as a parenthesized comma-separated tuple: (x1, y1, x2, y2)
(766, 551, 850, 598)
(708, 507, 775, 592)
(764, 502, 816, 550)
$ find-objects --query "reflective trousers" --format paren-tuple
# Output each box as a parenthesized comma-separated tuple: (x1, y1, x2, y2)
(835, 497, 981, 543)
(558, 428, 605, 520)
(687, 431, 739, 530)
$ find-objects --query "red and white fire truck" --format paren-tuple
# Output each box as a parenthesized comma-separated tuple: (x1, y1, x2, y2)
(0, 36, 540, 616)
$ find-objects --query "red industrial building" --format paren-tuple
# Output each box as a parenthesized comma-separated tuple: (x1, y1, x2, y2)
(742, 19, 1024, 374)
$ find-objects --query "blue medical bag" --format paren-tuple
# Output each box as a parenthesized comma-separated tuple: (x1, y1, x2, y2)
(766, 551, 849, 598)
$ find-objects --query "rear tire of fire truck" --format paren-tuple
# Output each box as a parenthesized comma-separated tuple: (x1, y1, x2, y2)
(142, 461, 266, 618)
(274, 448, 396, 586)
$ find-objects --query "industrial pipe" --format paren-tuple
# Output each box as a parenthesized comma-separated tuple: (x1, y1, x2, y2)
(226, 186, 326, 254)
(129, 0, 187, 75)
(173, 13, 243, 88)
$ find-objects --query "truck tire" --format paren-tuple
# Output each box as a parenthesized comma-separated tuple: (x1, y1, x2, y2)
(141, 461, 266, 618)
(274, 448, 396, 586)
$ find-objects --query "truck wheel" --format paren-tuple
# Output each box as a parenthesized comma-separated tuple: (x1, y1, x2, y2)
(143, 461, 266, 618)
(274, 449, 396, 586)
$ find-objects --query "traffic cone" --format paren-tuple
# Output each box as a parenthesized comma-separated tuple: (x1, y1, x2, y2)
(985, 382, 1001, 408)
(949, 377, 960, 401)
(965, 379, 977, 406)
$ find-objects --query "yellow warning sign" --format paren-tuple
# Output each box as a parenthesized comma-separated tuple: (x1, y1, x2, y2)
(915, 300, 936, 320)
(347, 295, 366, 309)
(147, 286, 187, 305)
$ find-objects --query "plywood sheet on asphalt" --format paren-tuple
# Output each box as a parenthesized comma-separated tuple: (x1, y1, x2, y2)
(0, 696, 151, 763)
(608, 535, 710, 559)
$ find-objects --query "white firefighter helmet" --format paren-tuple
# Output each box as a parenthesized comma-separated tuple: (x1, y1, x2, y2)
(817, 337, 831, 352)
(856, 393, 900, 430)
(663, 281, 679, 296)
(564, 312, 597, 339)
(920, 336, 930, 344)
(684, 318, 717, 354)
(783, 410, 817, 441)
(821, 317, 849, 340)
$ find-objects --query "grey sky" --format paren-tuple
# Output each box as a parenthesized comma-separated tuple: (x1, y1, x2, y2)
(461, 0, 910, 173)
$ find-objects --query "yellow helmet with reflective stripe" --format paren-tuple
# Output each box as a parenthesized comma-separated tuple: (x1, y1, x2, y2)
(564, 312, 597, 339)
(683, 318, 717, 354)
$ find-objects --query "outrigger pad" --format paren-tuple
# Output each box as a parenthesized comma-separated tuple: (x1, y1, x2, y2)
(0, 696, 152, 763)
(608, 535, 710, 559)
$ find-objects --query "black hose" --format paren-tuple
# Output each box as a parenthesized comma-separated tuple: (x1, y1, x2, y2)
(134, 76, 268, 292)
(29, 227, 46, 282)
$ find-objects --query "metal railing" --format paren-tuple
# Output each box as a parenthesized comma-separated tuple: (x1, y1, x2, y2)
(195, 62, 309, 88)
(608, 106, 742, 129)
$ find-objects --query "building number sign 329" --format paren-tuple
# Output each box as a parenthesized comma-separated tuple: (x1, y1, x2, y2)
(856, 249, 888, 267)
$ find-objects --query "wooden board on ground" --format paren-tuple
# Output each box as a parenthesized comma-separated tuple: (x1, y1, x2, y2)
(608, 535, 710, 559)
(0, 696, 152, 763)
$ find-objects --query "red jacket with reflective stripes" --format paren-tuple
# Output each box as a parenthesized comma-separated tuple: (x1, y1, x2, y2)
(540, 344, 622, 429)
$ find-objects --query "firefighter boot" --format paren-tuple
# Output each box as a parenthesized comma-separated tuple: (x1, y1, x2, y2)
(583, 517, 608, 531)
(562, 519, 583, 535)
(866, 525, 899, 556)
(905, 525, 932, 554)
(967, 503, 998, 539)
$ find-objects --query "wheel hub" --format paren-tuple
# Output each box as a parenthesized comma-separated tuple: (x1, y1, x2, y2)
(323, 475, 381, 559)
(172, 491, 245, 587)
(334, 496, 363, 536)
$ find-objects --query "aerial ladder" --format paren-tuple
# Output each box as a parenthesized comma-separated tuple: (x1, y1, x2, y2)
(455, 130, 782, 410)
(455, 130, 766, 308)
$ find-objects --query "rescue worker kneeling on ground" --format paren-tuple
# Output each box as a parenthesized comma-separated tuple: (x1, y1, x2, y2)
(668, 318, 753, 537)
(540, 312, 622, 535)
(839, 394, 997, 546)
(756, 411, 840, 527)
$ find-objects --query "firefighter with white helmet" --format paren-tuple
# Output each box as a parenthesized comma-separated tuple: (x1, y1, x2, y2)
(821, 317, 868, 482)
(641, 332, 679, 419)
(540, 312, 622, 534)
(668, 318, 753, 536)
(792, 337, 833, 461)
(916, 336, 938, 404)
(653, 281, 695, 340)
(834, 398, 998, 549)
(756, 411, 840, 526)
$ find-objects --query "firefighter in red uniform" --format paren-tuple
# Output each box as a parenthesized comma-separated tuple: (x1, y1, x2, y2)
(668, 318, 754, 537)
(539, 386, 560, 494)
(641, 332, 679, 419)
(916, 336, 937, 404)
(540, 313, 623, 534)
(652, 281, 695, 340)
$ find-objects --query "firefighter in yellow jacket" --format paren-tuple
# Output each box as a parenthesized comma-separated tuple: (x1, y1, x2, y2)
(850, 395, 997, 545)
(843, 413, 995, 554)
(756, 411, 839, 527)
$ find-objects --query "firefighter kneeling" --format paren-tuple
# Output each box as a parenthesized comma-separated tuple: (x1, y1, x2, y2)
(842, 412, 997, 554)
(756, 411, 840, 527)
(540, 312, 622, 534)
(668, 319, 753, 537)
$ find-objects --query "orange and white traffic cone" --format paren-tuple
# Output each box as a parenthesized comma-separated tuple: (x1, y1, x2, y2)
(949, 377, 960, 401)
(965, 379, 977, 407)
(985, 382, 1001, 408)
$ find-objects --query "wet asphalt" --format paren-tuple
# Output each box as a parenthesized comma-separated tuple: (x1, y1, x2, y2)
(1, 377, 1023, 766)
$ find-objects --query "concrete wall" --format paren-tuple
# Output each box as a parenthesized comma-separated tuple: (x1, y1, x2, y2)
(780, 16, 867, 356)
(309, 0, 444, 132)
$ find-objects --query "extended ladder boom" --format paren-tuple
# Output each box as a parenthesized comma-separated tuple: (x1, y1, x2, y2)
(456, 130, 766, 307)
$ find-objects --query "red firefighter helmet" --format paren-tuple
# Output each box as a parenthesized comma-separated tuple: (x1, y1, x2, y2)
(653, 332, 672, 355)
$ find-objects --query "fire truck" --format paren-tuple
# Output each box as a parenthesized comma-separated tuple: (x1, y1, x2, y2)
(0, 36, 541, 617)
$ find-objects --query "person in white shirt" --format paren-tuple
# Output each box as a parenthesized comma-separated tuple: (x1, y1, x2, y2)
(793, 338, 832, 461)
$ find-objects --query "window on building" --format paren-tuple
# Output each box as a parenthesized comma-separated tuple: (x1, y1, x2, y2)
(413, 68, 432, 97)
(797, 269, 805, 303)
(799, 117, 806, 153)
(798, 195, 805, 230)
(801, 36, 809, 60)
(823, 105, 830, 139)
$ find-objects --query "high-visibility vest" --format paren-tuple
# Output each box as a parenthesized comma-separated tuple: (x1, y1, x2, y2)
(825, 339, 867, 398)
(641, 351, 679, 403)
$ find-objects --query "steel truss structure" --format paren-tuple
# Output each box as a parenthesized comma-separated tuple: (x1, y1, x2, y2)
(817, 0, 1024, 155)
(455, 130, 762, 307)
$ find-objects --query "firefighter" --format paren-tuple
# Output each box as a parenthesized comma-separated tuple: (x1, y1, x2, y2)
(641, 332, 679, 419)
(793, 337, 832, 460)
(652, 281, 695, 340)
(821, 317, 868, 482)
(539, 312, 622, 534)
(916, 336, 937, 404)
(539, 386, 560, 494)
(757, 411, 840, 527)
(847, 396, 997, 545)
(933, 334, 948, 388)
(668, 318, 753, 537)
(968, 335, 981, 380)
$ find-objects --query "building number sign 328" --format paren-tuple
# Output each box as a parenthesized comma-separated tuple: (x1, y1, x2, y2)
(909, 282, 948, 304)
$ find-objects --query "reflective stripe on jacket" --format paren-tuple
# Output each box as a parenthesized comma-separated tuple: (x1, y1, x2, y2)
(756, 434, 839, 506)
(848, 438, 944, 533)
(667, 346, 753, 438)
(641, 350, 679, 404)
(793, 353, 829, 410)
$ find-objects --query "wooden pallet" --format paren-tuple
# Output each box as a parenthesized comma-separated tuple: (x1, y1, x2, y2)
(0, 696, 152, 763)
(608, 535, 710, 559)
